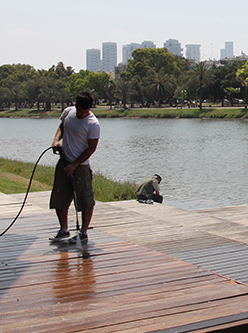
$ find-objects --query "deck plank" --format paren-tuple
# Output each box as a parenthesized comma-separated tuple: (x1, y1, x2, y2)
(1, 192, 248, 332)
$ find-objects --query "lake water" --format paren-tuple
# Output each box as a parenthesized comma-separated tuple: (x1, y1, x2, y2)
(1, 117, 248, 210)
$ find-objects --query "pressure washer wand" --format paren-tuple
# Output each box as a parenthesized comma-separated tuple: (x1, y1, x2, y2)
(57, 146, 82, 250)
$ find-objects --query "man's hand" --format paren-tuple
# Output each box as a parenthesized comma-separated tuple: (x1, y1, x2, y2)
(52, 142, 61, 154)
(63, 162, 78, 177)
(52, 123, 63, 154)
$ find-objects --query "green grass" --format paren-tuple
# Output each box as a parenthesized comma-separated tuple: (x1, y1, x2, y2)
(0, 157, 55, 193)
(0, 108, 62, 118)
(1, 105, 248, 119)
(93, 107, 248, 119)
(0, 157, 137, 201)
(198, 108, 248, 119)
(93, 173, 137, 202)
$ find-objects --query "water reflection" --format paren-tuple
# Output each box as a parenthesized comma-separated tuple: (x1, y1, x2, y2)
(52, 251, 96, 304)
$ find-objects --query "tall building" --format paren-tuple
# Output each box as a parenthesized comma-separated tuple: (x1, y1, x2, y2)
(220, 41, 234, 59)
(185, 44, 201, 63)
(102, 42, 117, 73)
(140, 41, 156, 49)
(163, 39, 183, 56)
(86, 49, 101, 72)
(122, 41, 156, 64)
(115, 63, 127, 79)
(122, 43, 141, 64)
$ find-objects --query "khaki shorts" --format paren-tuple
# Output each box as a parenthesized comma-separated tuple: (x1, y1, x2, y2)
(50, 159, 95, 211)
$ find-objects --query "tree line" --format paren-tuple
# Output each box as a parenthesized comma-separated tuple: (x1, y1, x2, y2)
(1, 48, 248, 112)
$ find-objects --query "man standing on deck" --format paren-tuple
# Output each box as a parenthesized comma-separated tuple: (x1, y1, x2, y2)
(136, 174, 163, 204)
(49, 91, 100, 244)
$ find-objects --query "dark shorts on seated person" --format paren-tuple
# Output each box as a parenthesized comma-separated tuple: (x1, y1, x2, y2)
(137, 194, 163, 204)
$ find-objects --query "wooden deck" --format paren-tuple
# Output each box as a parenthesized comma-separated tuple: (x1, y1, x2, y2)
(1, 191, 248, 332)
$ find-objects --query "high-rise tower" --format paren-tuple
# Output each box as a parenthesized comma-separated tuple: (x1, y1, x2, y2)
(185, 44, 201, 63)
(164, 39, 183, 56)
(86, 49, 101, 72)
(102, 42, 117, 73)
(122, 43, 141, 64)
(220, 41, 234, 59)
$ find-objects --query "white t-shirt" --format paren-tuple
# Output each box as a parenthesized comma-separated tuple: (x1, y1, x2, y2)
(60, 106, 100, 165)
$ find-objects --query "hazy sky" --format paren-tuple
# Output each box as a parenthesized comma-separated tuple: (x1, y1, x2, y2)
(1, 0, 248, 72)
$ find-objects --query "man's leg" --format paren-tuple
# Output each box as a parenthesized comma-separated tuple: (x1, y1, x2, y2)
(49, 159, 72, 240)
(56, 208, 69, 230)
(49, 208, 70, 241)
(68, 165, 95, 243)
(152, 194, 163, 203)
(81, 209, 93, 234)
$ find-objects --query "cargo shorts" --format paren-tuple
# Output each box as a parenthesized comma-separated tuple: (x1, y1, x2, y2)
(50, 158, 95, 211)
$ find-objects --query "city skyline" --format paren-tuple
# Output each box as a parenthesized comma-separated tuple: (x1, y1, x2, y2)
(87, 40, 233, 72)
(1, 0, 248, 72)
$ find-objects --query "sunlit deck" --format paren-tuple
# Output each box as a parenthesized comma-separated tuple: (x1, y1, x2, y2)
(1, 191, 248, 332)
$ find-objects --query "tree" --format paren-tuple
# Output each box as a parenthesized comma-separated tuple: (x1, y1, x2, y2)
(105, 79, 116, 110)
(145, 68, 175, 107)
(115, 78, 129, 108)
(224, 87, 239, 106)
(123, 48, 189, 81)
(11, 83, 24, 110)
(66, 70, 90, 96)
(25, 75, 44, 110)
(0, 87, 10, 110)
(0, 62, 74, 110)
(40, 77, 57, 111)
(66, 70, 110, 101)
(236, 61, 248, 103)
(57, 88, 73, 111)
(173, 71, 195, 106)
(211, 61, 245, 106)
(130, 75, 145, 107)
(189, 62, 215, 109)
(82, 72, 110, 101)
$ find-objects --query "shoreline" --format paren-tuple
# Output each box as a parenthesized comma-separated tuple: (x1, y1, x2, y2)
(1, 106, 248, 119)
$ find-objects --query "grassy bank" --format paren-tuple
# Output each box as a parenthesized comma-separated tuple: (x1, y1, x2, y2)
(1, 106, 248, 119)
(0, 157, 137, 202)
(0, 108, 62, 118)
(93, 107, 248, 119)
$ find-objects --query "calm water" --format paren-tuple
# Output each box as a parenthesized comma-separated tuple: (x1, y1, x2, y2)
(1, 117, 248, 210)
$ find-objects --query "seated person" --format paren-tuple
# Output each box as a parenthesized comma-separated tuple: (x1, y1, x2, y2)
(136, 174, 163, 204)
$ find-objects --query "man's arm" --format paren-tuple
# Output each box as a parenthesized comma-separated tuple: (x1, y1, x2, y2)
(152, 179, 160, 195)
(63, 138, 99, 177)
(52, 123, 64, 152)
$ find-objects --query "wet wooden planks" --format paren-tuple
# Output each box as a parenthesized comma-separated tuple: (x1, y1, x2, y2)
(1, 193, 248, 332)
(1, 236, 248, 332)
(91, 200, 248, 286)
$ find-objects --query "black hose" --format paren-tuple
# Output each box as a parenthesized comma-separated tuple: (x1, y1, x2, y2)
(0, 146, 53, 237)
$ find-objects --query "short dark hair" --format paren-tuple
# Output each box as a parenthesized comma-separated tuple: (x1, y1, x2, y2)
(154, 174, 162, 182)
(76, 91, 94, 109)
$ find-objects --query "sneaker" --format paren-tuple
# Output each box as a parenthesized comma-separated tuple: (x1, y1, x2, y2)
(49, 229, 70, 241)
(146, 199, 153, 204)
(138, 199, 153, 204)
(68, 231, 88, 244)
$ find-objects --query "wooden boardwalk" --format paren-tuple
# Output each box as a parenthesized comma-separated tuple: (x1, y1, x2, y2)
(1, 191, 248, 332)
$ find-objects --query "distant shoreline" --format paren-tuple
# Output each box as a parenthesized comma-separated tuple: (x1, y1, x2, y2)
(1, 106, 248, 119)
